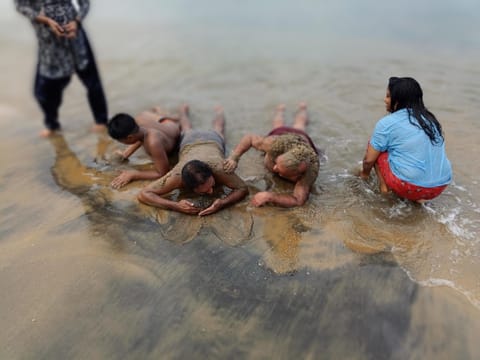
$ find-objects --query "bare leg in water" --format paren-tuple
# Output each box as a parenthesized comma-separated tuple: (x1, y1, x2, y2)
(213, 106, 225, 138)
(91, 124, 107, 133)
(179, 104, 193, 132)
(40, 128, 61, 138)
(150, 105, 165, 115)
(374, 163, 390, 194)
(292, 102, 308, 130)
(179, 104, 225, 137)
(272, 104, 286, 129)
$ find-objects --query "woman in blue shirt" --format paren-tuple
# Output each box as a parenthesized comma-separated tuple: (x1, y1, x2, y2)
(360, 77, 452, 202)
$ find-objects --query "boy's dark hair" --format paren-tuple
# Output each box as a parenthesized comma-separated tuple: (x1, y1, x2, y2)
(107, 113, 139, 140)
(181, 160, 213, 190)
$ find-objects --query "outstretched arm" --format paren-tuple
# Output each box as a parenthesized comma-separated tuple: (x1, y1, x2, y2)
(137, 173, 200, 215)
(115, 141, 142, 161)
(251, 179, 310, 208)
(110, 168, 164, 189)
(224, 133, 268, 173)
(111, 139, 172, 189)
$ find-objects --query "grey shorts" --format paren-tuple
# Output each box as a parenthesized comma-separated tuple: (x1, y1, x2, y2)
(179, 130, 225, 154)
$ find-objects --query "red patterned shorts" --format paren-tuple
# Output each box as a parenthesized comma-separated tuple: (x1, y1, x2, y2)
(267, 126, 318, 154)
(377, 152, 447, 201)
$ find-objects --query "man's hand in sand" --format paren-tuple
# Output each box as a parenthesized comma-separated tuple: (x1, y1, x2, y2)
(111, 171, 135, 189)
(198, 199, 224, 216)
(250, 192, 273, 207)
(223, 158, 238, 173)
(176, 200, 201, 215)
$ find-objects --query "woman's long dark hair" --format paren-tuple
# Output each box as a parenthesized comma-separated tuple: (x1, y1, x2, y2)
(388, 77, 444, 144)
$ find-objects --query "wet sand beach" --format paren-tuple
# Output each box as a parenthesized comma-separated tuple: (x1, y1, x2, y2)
(1, 0, 480, 358)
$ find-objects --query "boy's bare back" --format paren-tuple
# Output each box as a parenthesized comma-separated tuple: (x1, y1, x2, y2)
(136, 109, 181, 154)
(109, 107, 182, 189)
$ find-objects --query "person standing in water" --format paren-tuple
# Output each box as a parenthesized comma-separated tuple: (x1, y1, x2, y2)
(359, 77, 452, 202)
(15, 0, 108, 137)
(223, 102, 320, 207)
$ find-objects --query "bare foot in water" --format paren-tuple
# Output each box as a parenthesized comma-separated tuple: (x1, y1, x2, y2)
(213, 105, 225, 138)
(152, 106, 181, 123)
(272, 104, 286, 129)
(150, 106, 165, 115)
(379, 183, 390, 194)
(91, 123, 107, 133)
(293, 101, 308, 130)
(39, 128, 61, 137)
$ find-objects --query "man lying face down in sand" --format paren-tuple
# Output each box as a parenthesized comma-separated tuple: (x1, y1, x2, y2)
(224, 103, 319, 207)
(107, 106, 181, 189)
(138, 105, 248, 216)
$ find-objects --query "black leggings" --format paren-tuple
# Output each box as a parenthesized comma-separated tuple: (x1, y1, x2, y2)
(33, 28, 108, 130)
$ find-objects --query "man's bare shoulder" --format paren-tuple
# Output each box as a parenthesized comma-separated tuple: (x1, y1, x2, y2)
(261, 135, 275, 147)
(248, 133, 271, 151)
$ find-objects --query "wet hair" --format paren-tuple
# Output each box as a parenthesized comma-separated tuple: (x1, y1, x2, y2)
(181, 160, 213, 190)
(268, 134, 320, 185)
(388, 77, 444, 144)
(280, 150, 305, 171)
(269, 134, 318, 171)
(107, 113, 139, 140)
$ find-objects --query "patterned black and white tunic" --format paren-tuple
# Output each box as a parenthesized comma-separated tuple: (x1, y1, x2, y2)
(15, 0, 91, 78)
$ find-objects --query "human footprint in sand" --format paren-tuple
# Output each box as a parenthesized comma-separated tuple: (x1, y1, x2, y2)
(107, 106, 181, 189)
(138, 105, 248, 216)
(224, 102, 320, 207)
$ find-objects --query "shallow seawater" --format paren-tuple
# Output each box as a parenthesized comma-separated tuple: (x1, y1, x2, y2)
(1, 0, 480, 358)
